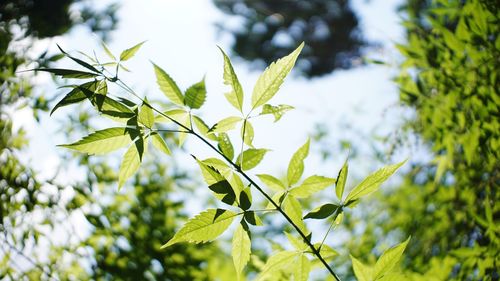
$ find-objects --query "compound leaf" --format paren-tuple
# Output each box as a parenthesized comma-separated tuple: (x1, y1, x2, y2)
(162, 209, 238, 248)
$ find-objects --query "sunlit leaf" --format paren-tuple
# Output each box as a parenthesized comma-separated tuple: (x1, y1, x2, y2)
(287, 138, 310, 186)
(232, 223, 251, 280)
(184, 77, 206, 109)
(152, 63, 184, 106)
(50, 81, 96, 115)
(162, 208, 238, 248)
(120, 41, 145, 61)
(283, 195, 307, 234)
(59, 127, 136, 154)
(209, 116, 243, 133)
(285, 232, 307, 251)
(101, 41, 116, 61)
(294, 254, 311, 281)
(256, 251, 297, 281)
(290, 175, 336, 198)
(244, 211, 263, 226)
(335, 160, 348, 200)
(241, 120, 254, 147)
(56, 44, 100, 73)
(345, 160, 407, 203)
(256, 174, 286, 192)
(236, 148, 268, 171)
(219, 47, 244, 112)
(373, 237, 411, 279)
(150, 132, 171, 156)
(118, 138, 146, 188)
(251, 42, 304, 109)
(138, 101, 155, 128)
(315, 244, 338, 259)
(218, 133, 234, 161)
(350, 255, 372, 281)
(193, 115, 218, 141)
(260, 104, 294, 122)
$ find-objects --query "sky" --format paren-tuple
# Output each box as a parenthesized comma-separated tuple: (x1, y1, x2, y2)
(17, 0, 409, 183)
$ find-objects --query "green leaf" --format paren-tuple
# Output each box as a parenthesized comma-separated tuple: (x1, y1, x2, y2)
(209, 116, 243, 133)
(162, 209, 238, 248)
(219, 47, 244, 112)
(345, 160, 406, 203)
(256, 174, 286, 192)
(184, 77, 206, 109)
(373, 237, 411, 279)
(266, 190, 285, 209)
(150, 132, 171, 156)
(138, 101, 155, 128)
(283, 195, 307, 234)
(316, 244, 338, 259)
(152, 63, 184, 106)
(232, 223, 251, 280)
(51, 81, 97, 115)
(118, 138, 146, 188)
(93, 94, 135, 121)
(303, 203, 339, 220)
(236, 148, 268, 171)
(120, 41, 145, 61)
(101, 41, 116, 61)
(251, 42, 304, 109)
(35, 68, 99, 79)
(218, 133, 234, 161)
(241, 120, 254, 147)
(335, 160, 348, 200)
(56, 44, 100, 73)
(59, 127, 136, 154)
(350, 255, 372, 281)
(260, 104, 294, 122)
(196, 158, 237, 205)
(285, 232, 307, 251)
(287, 138, 310, 186)
(256, 251, 297, 281)
(193, 116, 218, 141)
(290, 175, 336, 198)
(294, 254, 311, 281)
(244, 211, 263, 226)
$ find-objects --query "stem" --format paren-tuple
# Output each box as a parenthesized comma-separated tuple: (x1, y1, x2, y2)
(319, 207, 342, 250)
(112, 78, 342, 281)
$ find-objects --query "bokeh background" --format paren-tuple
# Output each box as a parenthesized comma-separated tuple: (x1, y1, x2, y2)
(1, 0, 498, 280)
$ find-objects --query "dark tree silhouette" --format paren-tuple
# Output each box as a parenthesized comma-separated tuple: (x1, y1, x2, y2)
(213, 0, 367, 77)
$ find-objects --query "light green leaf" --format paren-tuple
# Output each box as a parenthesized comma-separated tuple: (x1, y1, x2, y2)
(303, 203, 339, 220)
(290, 175, 336, 198)
(294, 254, 311, 281)
(138, 101, 155, 128)
(350, 255, 372, 281)
(285, 232, 307, 251)
(335, 160, 348, 200)
(373, 237, 411, 279)
(120, 41, 145, 61)
(59, 127, 135, 154)
(232, 223, 251, 280)
(345, 160, 406, 203)
(193, 115, 218, 141)
(251, 42, 304, 109)
(162, 209, 238, 248)
(283, 195, 307, 234)
(152, 63, 184, 106)
(118, 139, 146, 188)
(150, 132, 171, 156)
(184, 77, 206, 109)
(316, 244, 338, 259)
(218, 133, 234, 161)
(256, 174, 286, 192)
(219, 47, 244, 112)
(287, 138, 310, 186)
(260, 104, 294, 122)
(241, 120, 254, 147)
(195, 158, 225, 186)
(209, 116, 243, 133)
(236, 148, 269, 171)
(101, 41, 116, 61)
(256, 251, 297, 281)
(92, 94, 135, 122)
(155, 109, 187, 124)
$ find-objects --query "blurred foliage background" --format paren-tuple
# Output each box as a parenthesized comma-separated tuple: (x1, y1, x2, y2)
(1, 0, 499, 280)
